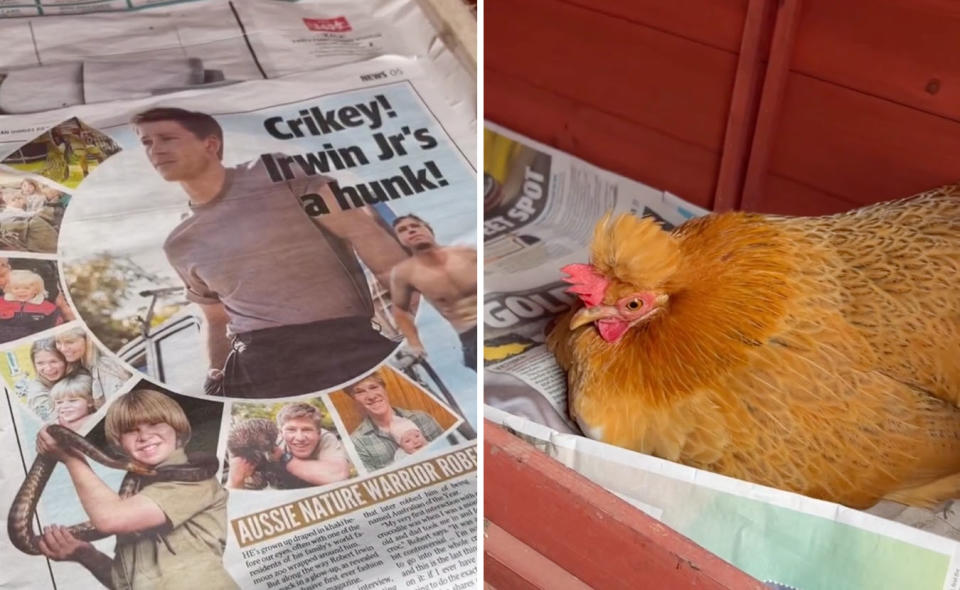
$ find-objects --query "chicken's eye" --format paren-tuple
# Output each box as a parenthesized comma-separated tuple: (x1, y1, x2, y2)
(626, 299, 642, 310)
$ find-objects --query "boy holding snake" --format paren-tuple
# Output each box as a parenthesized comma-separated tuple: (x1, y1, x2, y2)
(34, 389, 237, 590)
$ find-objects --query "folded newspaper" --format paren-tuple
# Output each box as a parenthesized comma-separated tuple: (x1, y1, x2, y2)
(0, 2, 478, 589)
(483, 122, 960, 590)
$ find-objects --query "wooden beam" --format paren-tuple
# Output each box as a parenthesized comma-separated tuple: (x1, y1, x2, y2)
(713, 0, 777, 211)
(555, 0, 748, 52)
(792, 0, 960, 123)
(486, 68, 721, 209)
(756, 72, 960, 210)
(484, 522, 593, 590)
(484, 0, 738, 153)
(740, 0, 804, 211)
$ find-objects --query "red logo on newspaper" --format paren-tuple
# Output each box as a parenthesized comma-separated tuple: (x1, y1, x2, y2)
(303, 17, 352, 32)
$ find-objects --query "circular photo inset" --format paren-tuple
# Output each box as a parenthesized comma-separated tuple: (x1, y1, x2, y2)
(59, 107, 412, 398)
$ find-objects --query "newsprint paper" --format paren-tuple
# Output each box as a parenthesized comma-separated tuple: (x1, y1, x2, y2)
(482, 121, 960, 590)
(0, 2, 478, 589)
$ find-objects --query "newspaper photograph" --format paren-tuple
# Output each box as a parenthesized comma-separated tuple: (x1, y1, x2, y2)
(0, 175, 69, 253)
(483, 122, 960, 590)
(0, 2, 477, 589)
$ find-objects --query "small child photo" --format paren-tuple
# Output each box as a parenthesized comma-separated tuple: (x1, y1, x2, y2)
(0, 269, 64, 342)
(4, 192, 27, 212)
(0, 326, 131, 422)
(389, 417, 429, 462)
(28, 385, 237, 589)
(49, 373, 95, 432)
(0, 257, 74, 344)
(0, 174, 69, 254)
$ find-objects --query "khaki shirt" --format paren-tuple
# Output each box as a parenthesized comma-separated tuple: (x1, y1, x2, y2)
(111, 449, 238, 590)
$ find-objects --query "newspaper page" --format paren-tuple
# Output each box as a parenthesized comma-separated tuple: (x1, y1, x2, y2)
(482, 123, 960, 590)
(0, 3, 478, 589)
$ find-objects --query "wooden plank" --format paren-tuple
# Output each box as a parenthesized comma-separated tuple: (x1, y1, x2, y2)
(749, 174, 861, 216)
(792, 0, 960, 122)
(558, 0, 748, 52)
(485, 0, 960, 218)
(714, 0, 777, 211)
(881, 0, 960, 15)
(485, 68, 720, 209)
(484, 522, 593, 590)
(484, 420, 768, 590)
(485, 0, 738, 152)
(740, 0, 804, 211)
(758, 73, 960, 208)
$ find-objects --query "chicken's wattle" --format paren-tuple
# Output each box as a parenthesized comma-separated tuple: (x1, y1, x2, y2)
(597, 318, 629, 342)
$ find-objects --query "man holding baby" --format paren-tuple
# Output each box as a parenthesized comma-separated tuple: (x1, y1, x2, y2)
(346, 373, 443, 471)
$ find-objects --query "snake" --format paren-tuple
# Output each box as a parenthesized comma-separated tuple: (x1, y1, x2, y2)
(8, 425, 220, 556)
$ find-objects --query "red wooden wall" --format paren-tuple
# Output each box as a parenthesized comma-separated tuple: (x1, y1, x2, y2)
(485, 0, 960, 215)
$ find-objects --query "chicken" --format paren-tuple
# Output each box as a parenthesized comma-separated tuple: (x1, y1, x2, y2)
(547, 185, 960, 509)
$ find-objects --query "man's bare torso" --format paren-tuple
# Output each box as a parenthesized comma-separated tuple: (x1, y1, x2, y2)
(397, 246, 477, 333)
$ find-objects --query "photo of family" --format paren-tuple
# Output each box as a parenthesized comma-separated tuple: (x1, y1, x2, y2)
(0, 175, 70, 253)
(9, 384, 236, 589)
(329, 367, 460, 472)
(59, 100, 477, 401)
(0, 323, 132, 428)
(0, 256, 75, 344)
(225, 398, 354, 491)
(1, 117, 121, 189)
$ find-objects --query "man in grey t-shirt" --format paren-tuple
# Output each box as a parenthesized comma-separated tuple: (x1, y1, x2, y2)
(132, 107, 408, 398)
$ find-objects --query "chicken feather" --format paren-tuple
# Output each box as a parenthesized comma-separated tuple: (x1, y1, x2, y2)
(547, 184, 960, 508)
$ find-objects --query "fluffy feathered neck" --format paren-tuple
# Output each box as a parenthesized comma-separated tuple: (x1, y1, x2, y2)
(584, 213, 795, 405)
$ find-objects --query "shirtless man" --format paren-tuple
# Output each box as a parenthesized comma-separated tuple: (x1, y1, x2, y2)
(132, 107, 408, 397)
(390, 214, 477, 370)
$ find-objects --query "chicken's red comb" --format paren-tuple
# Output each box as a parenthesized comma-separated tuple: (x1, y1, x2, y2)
(561, 264, 609, 308)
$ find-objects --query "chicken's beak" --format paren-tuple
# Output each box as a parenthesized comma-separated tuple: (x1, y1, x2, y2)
(569, 305, 620, 330)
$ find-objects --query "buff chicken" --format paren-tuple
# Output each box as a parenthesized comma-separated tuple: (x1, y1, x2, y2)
(547, 185, 960, 509)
